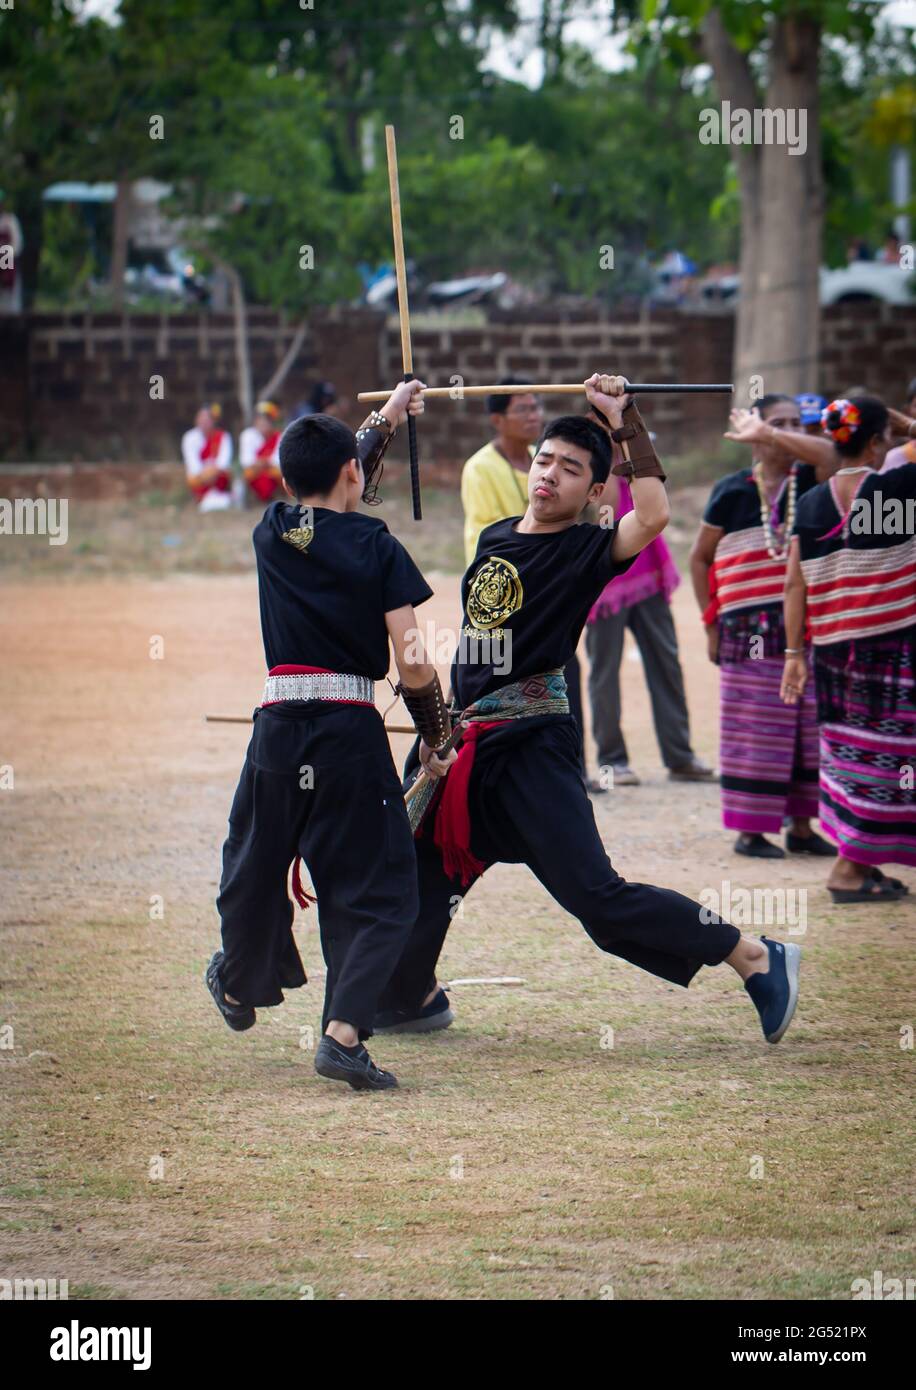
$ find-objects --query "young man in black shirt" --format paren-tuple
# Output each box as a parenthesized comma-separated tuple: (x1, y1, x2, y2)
(206, 380, 458, 1091)
(375, 375, 801, 1049)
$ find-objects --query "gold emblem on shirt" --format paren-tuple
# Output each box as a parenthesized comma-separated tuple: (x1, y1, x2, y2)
(282, 525, 314, 555)
(465, 555, 523, 630)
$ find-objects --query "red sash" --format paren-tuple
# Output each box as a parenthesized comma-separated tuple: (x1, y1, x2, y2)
(431, 720, 507, 886)
(257, 431, 280, 460)
(190, 472, 230, 500)
(248, 430, 281, 500)
(200, 429, 225, 462)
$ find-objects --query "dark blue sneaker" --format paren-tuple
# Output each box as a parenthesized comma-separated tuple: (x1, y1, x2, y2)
(374, 987, 454, 1034)
(205, 951, 256, 1032)
(314, 1035, 398, 1090)
(744, 936, 801, 1044)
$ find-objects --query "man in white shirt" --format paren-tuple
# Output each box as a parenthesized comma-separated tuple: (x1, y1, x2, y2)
(239, 400, 283, 504)
(182, 405, 233, 511)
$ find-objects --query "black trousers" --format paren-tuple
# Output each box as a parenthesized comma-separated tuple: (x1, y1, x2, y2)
(217, 704, 419, 1038)
(378, 716, 739, 1015)
(564, 652, 587, 775)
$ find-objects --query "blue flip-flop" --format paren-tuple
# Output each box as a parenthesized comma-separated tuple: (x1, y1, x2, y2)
(744, 936, 801, 1044)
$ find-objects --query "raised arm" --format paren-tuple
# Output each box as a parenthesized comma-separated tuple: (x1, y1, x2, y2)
(355, 379, 426, 499)
(725, 408, 836, 476)
(582, 373, 669, 561)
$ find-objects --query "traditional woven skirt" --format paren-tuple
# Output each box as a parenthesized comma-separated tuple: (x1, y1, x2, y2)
(719, 654, 820, 833)
(815, 627, 916, 867)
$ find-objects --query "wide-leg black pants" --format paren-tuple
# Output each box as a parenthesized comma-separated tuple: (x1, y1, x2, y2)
(378, 715, 740, 1015)
(217, 704, 419, 1037)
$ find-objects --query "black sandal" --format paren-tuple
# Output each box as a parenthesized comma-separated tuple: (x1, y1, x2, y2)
(828, 876, 907, 903)
(869, 867, 909, 894)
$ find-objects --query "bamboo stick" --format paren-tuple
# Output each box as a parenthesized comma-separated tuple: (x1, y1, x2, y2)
(357, 381, 733, 402)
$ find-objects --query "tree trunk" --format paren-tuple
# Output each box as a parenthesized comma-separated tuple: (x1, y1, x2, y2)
(257, 319, 309, 404)
(703, 9, 823, 402)
(219, 260, 253, 422)
(110, 175, 131, 311)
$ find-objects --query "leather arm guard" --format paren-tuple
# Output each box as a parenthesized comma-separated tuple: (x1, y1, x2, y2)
(609, 401, 667, 482)
(397, 673, 452, 752)
(355, 411, 396, 505)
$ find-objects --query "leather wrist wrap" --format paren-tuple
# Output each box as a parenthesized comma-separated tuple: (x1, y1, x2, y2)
(610, 402, 667, 482)
(355, 414, 396, 503)
(397, 673, 452, 751)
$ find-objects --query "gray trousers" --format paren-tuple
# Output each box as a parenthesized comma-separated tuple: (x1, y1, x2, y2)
(585, 591, 694, 771)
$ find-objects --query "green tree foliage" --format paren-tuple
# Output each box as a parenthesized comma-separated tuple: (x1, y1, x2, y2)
(2, 0, 913, 311)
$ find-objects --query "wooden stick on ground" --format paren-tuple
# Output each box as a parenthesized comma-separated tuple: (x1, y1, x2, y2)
(205, 715, 417, 735)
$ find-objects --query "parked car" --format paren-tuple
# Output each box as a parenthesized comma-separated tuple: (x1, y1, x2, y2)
(818, 259, 914, 305)
(698, 260, 915, 307)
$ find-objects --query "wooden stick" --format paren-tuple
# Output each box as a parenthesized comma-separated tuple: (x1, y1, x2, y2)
(446, 977, 526, 987)
(402, 717, 467, 804)
(205, 715, 417, 735)
(385, 125, 422, 520)
(358, 381, 733, 402)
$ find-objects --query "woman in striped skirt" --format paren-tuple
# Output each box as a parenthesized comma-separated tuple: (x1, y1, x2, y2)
(690, 395, 833, 859)
(781, 397, 915, 901)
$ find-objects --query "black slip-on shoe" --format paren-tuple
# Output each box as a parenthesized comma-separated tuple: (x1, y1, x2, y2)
(786, 830, 837, 857)
(374, 988, 454, 1035)
(205, 951, 256, 1032)
(734, 833, 785, 860)
(314, 1035, 398, 1090)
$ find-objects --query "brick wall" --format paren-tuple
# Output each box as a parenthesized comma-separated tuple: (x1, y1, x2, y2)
(2, 302, 914, 486)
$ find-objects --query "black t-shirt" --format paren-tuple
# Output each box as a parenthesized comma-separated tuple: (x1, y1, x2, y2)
(253, 502, 433, 677)
(451, 515, 635, 707)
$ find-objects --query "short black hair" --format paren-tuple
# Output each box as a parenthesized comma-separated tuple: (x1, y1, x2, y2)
(757, 393, 797, 418)
(487, 377, 534, 416)
(279, 414, 358, 497)
(906, 377, 916, 402)
(537, 415, 612, 486)
(824, 396, 889, 458)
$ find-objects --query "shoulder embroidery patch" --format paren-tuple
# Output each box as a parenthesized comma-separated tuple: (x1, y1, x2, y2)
(282, 525, 314, 555)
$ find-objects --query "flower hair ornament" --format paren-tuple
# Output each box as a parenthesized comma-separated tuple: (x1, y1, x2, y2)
(821, 398, 861, 443)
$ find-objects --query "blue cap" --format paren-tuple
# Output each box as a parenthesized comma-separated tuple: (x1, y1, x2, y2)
(795, 393, 826, 425)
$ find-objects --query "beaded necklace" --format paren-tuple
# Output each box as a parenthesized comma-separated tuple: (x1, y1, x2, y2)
(752, 461, 796, 561)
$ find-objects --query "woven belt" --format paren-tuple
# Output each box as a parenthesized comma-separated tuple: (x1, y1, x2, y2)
(261, 672, 375, 707)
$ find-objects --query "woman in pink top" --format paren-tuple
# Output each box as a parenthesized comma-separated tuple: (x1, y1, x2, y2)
(585, 468, 713, 787)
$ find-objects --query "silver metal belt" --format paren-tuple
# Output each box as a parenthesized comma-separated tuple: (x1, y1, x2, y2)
(261, 672, 375, 706)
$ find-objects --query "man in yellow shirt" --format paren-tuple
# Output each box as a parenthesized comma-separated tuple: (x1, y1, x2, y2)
(461, 379, 543, 564)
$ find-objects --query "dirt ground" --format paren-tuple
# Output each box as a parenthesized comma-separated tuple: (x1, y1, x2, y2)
(1, 504, 914, 1300)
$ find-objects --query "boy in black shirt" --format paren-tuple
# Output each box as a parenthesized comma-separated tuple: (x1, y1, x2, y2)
(375, 375, 802, 1048)
(206, 380, 457, 1090)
